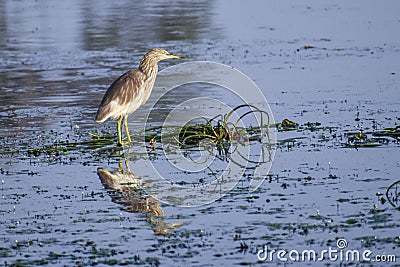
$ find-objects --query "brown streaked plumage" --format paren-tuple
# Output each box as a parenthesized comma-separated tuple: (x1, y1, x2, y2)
(95, 48, 181, 146)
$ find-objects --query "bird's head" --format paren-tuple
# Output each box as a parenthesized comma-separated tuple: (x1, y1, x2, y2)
(140, 48, 182, 73)
(147, 48, 182, 61)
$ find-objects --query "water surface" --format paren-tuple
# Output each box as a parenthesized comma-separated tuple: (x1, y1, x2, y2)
(1, 1, 399, 266)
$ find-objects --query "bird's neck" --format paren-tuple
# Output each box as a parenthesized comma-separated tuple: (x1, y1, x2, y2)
(139, 57, 159, 77)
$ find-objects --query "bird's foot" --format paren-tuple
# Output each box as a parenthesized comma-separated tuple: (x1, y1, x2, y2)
(117, 140, 133, 147)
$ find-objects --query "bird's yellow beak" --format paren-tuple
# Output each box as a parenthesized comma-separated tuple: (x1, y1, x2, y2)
(168, 53, 182, 59)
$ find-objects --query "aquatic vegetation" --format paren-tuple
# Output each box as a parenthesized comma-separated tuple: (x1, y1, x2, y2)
(345, 129, 384, 148)
(143, 104, 273, 152)
(278, 119, 298, 131)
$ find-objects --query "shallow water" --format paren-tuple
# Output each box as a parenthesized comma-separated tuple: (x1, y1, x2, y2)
(1, 1, 400, 266)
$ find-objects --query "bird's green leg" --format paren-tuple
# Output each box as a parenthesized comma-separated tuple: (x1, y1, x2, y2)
(123, 116, 132, 143)
(117, 116, 123, 146)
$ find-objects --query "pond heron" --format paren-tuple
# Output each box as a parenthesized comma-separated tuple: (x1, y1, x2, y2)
(95, 48, 181, 146)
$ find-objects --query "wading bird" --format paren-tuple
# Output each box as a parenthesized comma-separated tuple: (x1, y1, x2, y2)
(95, 48, 181, 146)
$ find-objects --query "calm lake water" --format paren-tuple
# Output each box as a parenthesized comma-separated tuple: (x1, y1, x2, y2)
(1, 1, 399, 266)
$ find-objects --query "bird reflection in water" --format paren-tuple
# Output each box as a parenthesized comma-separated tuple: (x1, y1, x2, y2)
(97, 151, 183, 235)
